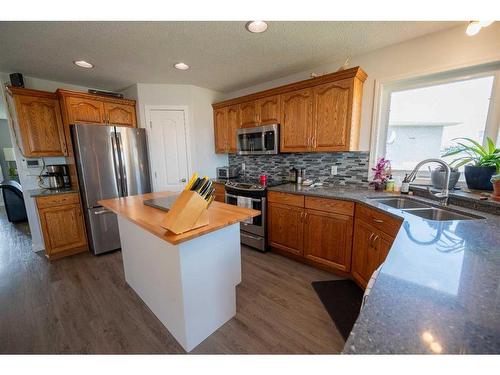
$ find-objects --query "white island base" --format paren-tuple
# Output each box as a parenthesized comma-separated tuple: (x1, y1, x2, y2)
(117, 216, 241, 352)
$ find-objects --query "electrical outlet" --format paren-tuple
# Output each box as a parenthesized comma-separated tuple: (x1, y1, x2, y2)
(241, 163, 246, 172)
(331, 166, 338, 176)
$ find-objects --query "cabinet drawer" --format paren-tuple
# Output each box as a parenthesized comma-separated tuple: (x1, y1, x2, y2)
(355, 204, 402, 237)
(268, 191, 304, 207)
(36, 193, 80, 209)
(305, 196, 354, 216)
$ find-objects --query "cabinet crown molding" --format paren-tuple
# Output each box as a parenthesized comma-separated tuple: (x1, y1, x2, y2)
(212, 66, 367, 109)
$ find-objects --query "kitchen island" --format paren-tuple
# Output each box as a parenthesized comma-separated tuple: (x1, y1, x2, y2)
(99, 191, 259, 352)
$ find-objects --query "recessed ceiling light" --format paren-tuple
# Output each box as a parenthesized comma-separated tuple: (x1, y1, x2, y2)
(73, 60, 94, 69)
(246, 21, 268, 33)
(466, 21, 495, 36)
(479, 21, 494, 27)
(174, 62, 190, 70)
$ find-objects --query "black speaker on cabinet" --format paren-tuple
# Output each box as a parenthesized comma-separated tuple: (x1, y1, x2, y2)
(9, 73, 24, 88)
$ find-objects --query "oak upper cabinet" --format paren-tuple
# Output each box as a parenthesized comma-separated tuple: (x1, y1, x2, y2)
(212, 66, 367, 153)
(303, 209, 354, 272)
(226, 104, 240, 153)
(104, 102, 137, 127)
(256, 95, 280, 125)
(65, 96, 105, 124)
(214, 108, 228, 153)
(213, 104, 240, 153)
(240, 101, 257, 128)
(268, 202, 304, 256)
(58, 90, 137, 127)
(280, 88, 313, 152)
(8, 87, 67, 157)
(312, 79, 352, 151)
(36, 193, 88, 260)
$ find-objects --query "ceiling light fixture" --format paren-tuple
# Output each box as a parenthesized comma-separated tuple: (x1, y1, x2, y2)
(73, 60, 94, 69)
(174, 62, 190, 70)
(479, 21, 495, 28)
(466, 21, 495, 36)
(246, 21, 268, 33)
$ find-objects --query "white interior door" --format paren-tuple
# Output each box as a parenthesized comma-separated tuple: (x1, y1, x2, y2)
(147, 108, 191, 192)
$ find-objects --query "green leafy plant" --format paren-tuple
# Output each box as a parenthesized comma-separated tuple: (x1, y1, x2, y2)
(442, 137, 500, 173)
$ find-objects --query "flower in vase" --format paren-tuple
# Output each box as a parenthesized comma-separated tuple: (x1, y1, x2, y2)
(370, 157, 391, 190)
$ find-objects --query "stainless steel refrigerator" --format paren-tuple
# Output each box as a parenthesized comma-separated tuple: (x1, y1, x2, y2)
(71, 124, 151, 255)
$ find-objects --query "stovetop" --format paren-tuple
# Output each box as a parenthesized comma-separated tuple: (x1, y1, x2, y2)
(222, 178, 287, 191)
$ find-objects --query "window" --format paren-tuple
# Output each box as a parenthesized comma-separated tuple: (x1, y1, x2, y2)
(372, 64, 500, 181)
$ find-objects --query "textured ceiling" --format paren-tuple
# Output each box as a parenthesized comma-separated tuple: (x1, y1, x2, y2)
(0, 21, 460, 93)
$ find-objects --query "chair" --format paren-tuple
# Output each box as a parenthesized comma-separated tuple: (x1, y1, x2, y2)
(0, 180, 28, 223)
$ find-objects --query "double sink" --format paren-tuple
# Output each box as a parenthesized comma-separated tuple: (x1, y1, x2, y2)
(370, 197, 484, 221)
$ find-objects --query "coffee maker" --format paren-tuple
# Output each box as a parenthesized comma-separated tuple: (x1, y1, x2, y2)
(41, 165, 71, 189)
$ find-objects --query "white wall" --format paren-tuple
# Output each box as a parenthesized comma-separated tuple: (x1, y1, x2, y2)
(0, 72, 102, 251)
(223, 23, 500, 151)
(125, 83, 228, 179)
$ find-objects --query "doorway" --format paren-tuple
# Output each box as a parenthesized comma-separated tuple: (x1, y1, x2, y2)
(145, 106, 192, 192)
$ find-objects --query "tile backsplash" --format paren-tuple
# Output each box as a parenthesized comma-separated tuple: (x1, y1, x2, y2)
(229, 152, 370, 186)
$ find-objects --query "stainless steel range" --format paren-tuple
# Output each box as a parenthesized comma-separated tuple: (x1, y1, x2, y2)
(224, 180, 281, 252)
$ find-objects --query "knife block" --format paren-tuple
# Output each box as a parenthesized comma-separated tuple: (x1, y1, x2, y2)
(160, 190, 209, 234)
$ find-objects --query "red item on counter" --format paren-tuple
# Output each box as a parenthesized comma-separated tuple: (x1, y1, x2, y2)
(259, 175, 267, 186)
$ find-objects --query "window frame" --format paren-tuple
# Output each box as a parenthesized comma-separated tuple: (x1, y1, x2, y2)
(370, 62, 500, 182)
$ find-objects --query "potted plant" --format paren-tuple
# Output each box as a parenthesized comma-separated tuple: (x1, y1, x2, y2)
(369, 157, 391, 190)
(442, 137, 500, 191)
(491, 174, 500, 201)
(431, 165, 461, 190)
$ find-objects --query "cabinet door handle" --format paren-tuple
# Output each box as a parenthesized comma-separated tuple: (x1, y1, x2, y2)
(372, 235, 380, 247)
(372, 218, 384, 223)
(368, 233, 375, 246)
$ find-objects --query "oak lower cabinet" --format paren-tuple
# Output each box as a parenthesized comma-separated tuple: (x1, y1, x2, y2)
(267, 192, 354, 273)
(303, 209, 353, 272)
(213, 181, 226, 203)
(351, 205, 401, 288)
(268, 202, 304, 257)
(36, 193, 88, 260)
(7, 87, 67, 157)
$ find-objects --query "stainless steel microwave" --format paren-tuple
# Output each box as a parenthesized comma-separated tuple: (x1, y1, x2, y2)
(236, 124, 279, 155)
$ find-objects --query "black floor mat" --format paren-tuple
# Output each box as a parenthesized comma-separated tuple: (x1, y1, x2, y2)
(311, 279, 364, 340)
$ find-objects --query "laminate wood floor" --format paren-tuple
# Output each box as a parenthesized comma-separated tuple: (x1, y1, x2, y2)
(0, 208, 345, 354)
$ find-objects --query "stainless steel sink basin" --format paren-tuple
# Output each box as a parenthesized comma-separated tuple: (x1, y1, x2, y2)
(370, 197, 484, 221)
(370, 197, 431, 209)
(402, 208, 483, 221)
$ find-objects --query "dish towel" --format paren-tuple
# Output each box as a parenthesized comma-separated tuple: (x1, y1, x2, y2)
(237, 196, 254, 224)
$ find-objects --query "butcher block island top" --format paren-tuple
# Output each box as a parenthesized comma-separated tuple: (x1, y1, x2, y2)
(99, 191, 260, 245)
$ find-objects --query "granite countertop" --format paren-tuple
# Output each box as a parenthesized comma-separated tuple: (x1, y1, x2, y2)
(28, 187, 79, 198)
(268, 183, 500, 354)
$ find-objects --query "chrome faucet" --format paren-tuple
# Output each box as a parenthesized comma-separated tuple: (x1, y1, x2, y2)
(407, 159, 451, 206)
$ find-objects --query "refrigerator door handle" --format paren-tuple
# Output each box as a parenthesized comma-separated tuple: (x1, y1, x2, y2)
(111, 134, 123, 197)
(115, 132, 128, 197)
(94, 208, 113, 215)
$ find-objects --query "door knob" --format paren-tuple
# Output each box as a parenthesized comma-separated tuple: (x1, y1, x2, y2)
(180, 178, 187, 182)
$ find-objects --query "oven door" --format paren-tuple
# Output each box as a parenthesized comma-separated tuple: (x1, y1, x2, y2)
(237, 124, 279, 155)
(225, 193, 265, 236)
